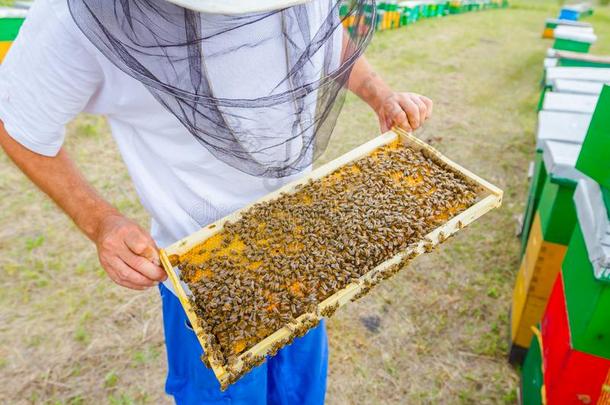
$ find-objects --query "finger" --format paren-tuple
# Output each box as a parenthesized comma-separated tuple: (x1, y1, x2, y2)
(124, 229, 161, 266)
(385, 114, 395, 132)
(107, 256, 158, 289)
(412, 96, 428, 127)
(391, 108, 411, 132)
(420, 95, 433, 118)
(121, 248, 167, 282)
(385, 102, 410, 131)
(397, 97, 420, 129)
(379, 114, 389, 132)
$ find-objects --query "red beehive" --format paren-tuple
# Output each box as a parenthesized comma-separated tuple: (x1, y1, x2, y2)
(541, 274, 610, 404)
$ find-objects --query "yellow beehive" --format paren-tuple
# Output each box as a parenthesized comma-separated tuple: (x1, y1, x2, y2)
(511, 213, 567, 348)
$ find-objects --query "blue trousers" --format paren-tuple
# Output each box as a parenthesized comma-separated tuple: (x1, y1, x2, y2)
(159, 284, 329, 404)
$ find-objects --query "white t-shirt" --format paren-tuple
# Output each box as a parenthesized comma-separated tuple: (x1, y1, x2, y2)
(0, 0, 340, 294)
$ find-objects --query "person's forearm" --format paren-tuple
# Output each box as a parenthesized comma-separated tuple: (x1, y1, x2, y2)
(1, 120, 165, 289)
(347, 54, 393, 110)
(0, 122, 117, 241)
(341, 30, 433, 132)
(341, 31, 392, 110)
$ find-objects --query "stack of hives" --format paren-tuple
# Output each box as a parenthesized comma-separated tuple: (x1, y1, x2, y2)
(541, 2, 596, 53)
(0, 5, 28, 64)
(339, 0, 508, 33)
(512, 5, 610, 404)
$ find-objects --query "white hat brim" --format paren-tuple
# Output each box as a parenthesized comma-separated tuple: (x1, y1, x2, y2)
(165, 0, 312, 14)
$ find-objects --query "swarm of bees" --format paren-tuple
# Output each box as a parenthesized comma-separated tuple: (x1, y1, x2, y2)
(176, 141, 479, 388)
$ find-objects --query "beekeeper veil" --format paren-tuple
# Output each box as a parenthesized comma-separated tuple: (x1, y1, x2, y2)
(67, 0, 375, 177)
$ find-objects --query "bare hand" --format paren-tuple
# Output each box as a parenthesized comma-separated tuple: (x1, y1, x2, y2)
(375, 92, 433, 132)
(95, 214, 167, 290)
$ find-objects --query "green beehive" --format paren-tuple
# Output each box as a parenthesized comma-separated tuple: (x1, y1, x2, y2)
(562, 178, 610, 359)
(576, 85, 610, 190)
(411, 3, 422, 22)
(449, 1, 462, 14)
(400, 7, 409, 25)
(538, 140, 585, 245)
(553, 26, 597, 54)
(540, 67, 610, 111)
(420, 2, 429, 18)
(521, 332, 544, 405)
(521, 152, 548, 254)
(436, 0, 448, 15)
(545, 48, 610, 69)
(558, 55, 610, 68)
(510, 140, 586, 357)
(544, 18, 591, 31)
(520, 111, 590, 255)
(539, 75, 606, 111)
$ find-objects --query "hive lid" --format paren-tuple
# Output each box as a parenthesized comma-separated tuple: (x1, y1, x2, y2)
(562, 3, 593, 13)
(552, 79, 605, 95)
(542, 92, 598, 114)
(545, 18, 592, 28)
(545, 67, 610, 86)
(554, 26, 597, 43)
(574, 178, 610, 282)
(554, 25, 595, 35)
(541, 140, 586, 182)
(536, 111, 591, 149)
(547, 49, 610, 65)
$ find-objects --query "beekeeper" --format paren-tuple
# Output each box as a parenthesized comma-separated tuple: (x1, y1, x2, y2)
(0, 0, 432, 403)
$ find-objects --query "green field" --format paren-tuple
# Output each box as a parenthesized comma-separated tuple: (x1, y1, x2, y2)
(1, 2, 610, 404)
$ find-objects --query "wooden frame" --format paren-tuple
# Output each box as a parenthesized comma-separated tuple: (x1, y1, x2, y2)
(159, 128, 503, 389)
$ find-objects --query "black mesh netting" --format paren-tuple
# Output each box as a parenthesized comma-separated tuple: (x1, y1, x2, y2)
(67, 0, 375, 177)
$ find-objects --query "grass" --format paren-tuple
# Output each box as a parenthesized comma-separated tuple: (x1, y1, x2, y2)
(1, 2, 610, 404)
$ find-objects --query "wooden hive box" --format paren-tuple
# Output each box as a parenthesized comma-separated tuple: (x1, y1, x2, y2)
(159, 128, 503, 389)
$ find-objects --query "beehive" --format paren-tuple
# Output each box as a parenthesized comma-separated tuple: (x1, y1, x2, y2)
(550, 49, 610, 68)
(510, 140, 585, 360)
(160, 129, 502, 389)
(542, 273, 610, 404)
(520, 328, 545, 405)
